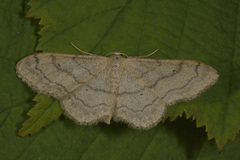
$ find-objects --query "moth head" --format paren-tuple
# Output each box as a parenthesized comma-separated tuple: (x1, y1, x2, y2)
(105, 52, 128, 58)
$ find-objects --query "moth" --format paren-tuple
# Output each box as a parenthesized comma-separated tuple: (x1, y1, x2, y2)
(16, 44, 218, 129)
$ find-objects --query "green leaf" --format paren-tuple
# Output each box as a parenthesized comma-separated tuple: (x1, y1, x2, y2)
(26, 0, 240, 151)
(197, 136, 240, 160)
(1, 0, 240, 159)
(17, 94, 62, 137)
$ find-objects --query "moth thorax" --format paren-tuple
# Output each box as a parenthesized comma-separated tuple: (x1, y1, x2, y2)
(109, 58, 123, 88)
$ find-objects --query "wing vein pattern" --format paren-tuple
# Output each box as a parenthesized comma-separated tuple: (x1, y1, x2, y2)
(16, 53, 218, 129)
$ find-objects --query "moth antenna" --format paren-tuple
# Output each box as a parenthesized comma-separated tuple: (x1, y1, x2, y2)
(137, 48, 159, 58)
(71, 42, 95, 56)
